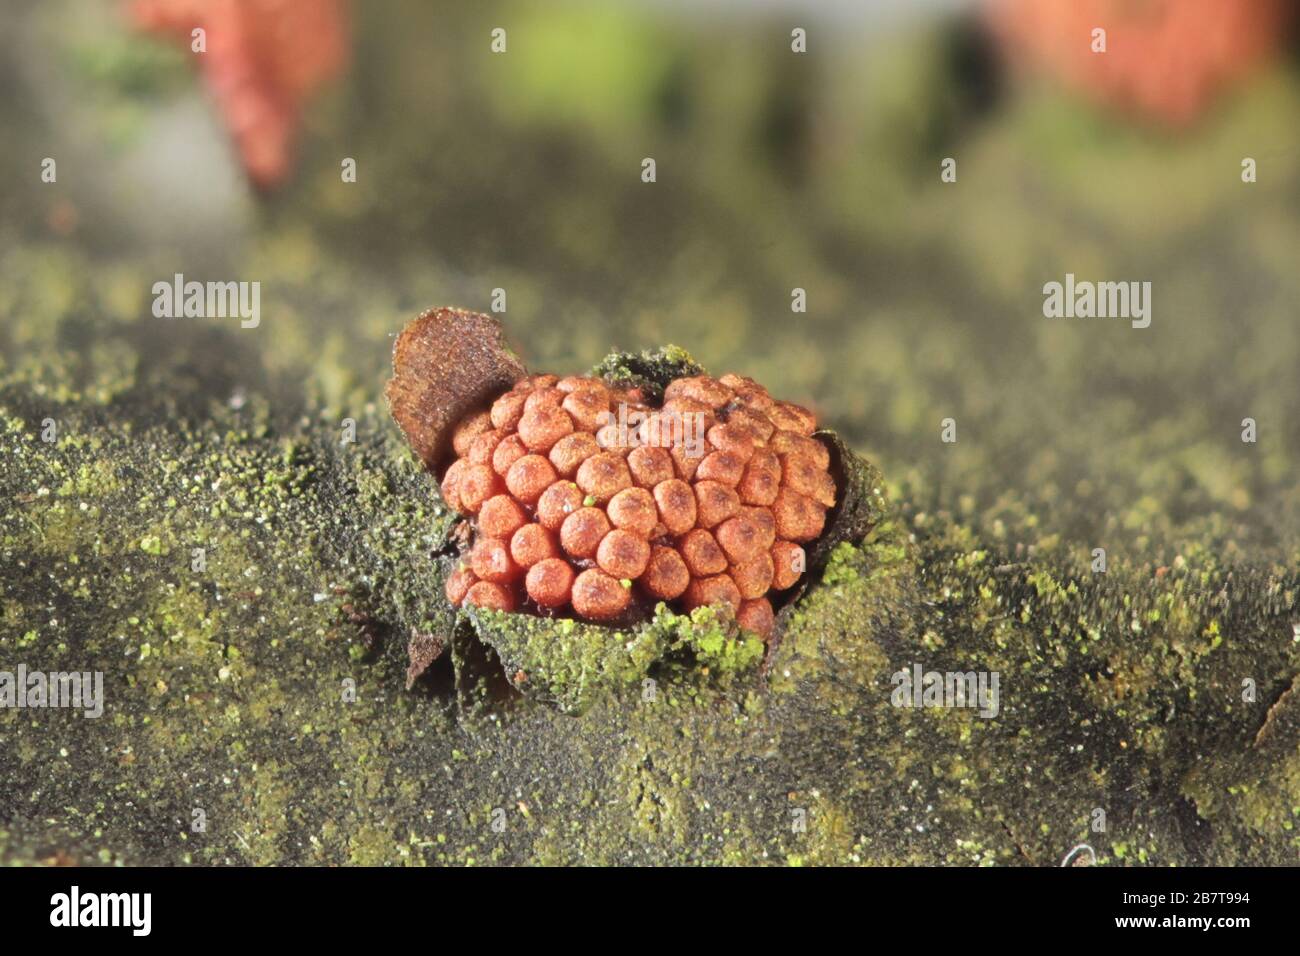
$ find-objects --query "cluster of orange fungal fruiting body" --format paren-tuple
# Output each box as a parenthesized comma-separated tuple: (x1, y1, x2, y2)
(440, 371, 835, 640)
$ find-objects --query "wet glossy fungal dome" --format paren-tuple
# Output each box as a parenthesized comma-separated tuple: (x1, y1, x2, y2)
(439, 370, 835, 640)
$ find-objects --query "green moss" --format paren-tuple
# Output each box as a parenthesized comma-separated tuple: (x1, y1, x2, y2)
(468, 599, 769, 715)
(672, 606, 765, 675)
(589, 344, 706, 401)
(466, 606, 671, 714)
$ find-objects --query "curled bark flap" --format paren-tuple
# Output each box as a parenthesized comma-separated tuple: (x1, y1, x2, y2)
(385, 307, 528, 471)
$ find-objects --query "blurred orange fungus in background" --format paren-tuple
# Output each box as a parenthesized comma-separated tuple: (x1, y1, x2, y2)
(127, 0, 1297, 188)
(129, 0, 349, 188)
(986, 0, 1295, 125)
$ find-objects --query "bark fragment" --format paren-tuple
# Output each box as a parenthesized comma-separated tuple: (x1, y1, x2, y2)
(385, 307, 528, 472)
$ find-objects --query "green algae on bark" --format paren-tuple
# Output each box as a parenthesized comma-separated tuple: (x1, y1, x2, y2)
(465, 603, 765, 715)
(3, 244, 1300, 867)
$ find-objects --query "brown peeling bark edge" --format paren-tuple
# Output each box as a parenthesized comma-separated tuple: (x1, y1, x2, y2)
(385, 307, 528, 472)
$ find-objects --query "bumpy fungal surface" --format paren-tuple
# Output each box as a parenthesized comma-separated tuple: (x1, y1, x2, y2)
(439, 367, 834, 640)
(383, 309, 884, 712)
